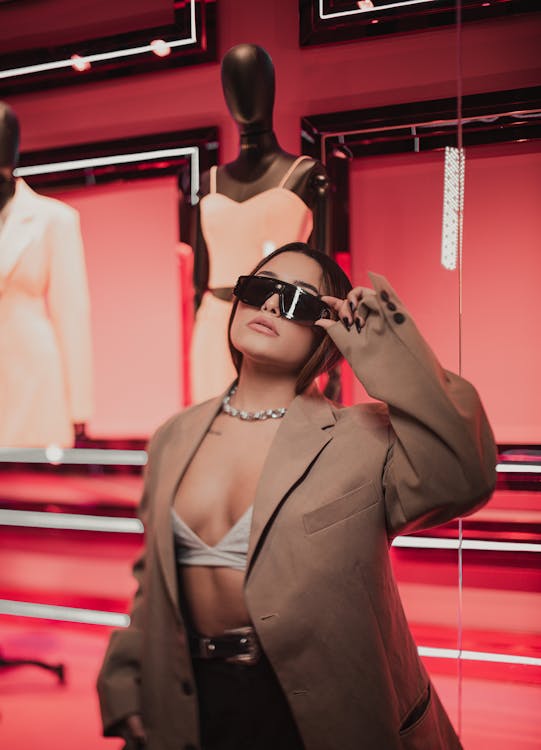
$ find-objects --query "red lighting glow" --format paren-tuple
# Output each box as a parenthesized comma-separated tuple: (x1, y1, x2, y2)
(70, 54, 91, 72)
(150, 39, 172, 58)
(371, 19, 379, 24)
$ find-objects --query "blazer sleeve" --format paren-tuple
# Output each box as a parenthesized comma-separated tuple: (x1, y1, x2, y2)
(327, 272, 497, 538)
(46, 206, 93, 423)
(96, 431, 160, 736)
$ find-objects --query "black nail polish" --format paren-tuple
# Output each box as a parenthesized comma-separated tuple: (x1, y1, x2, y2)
(349, 301, 355, 315)
(355, 318, 362, 333)
(342, 316, 351, 331)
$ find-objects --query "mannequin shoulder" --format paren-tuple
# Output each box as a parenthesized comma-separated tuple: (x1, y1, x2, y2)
(288, 153, 327, 178)
(284, 154, 328, 197)
(17, 181, 75, 219)
(31, 190, 79, 225)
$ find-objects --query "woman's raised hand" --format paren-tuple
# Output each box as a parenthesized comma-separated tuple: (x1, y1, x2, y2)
(315, 286, 376, 333)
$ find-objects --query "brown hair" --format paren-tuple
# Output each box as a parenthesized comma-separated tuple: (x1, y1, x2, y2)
(227, 242, 352, 394)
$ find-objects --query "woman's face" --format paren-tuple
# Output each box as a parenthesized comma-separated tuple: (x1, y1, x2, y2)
(230, 252, 324, 375)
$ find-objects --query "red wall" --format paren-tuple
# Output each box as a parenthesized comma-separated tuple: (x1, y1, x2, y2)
(351, 150, 461, 375)
(461, 141, 541, 443)
(350, 141, 541, 443)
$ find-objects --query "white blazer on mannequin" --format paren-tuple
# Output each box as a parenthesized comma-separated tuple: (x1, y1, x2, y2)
(0, 179, 93, 447)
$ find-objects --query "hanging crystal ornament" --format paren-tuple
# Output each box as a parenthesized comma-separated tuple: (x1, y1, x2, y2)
(441, 0, 465, 275)
(441, 145, 465, 271)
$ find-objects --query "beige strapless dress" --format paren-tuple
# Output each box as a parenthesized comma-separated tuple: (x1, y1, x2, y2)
(190, 156, 314, 403)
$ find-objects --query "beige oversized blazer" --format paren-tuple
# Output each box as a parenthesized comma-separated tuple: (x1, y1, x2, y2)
(0, 179, 93, 447)
(98, 273, 497, 750)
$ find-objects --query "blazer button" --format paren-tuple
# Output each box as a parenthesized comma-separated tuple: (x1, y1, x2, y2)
(380, 290, 390, 302)
(182, 680, 194, 695)
(387, 301, 397, 311)
(393, 312, 406, 324)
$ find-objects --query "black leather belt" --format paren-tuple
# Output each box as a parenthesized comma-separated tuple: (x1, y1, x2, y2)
(189, 626, 261, 665)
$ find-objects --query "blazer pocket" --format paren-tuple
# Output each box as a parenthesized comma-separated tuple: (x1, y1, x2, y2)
(303, 480, 378, 534)
(399, 683, 432, 738)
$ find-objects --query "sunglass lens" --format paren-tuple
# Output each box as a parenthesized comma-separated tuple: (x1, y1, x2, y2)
(281, 285, 326, 323)
(235, 276, 275, 307)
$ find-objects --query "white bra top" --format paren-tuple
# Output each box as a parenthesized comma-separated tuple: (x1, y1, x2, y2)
(171, 505, 253, 572)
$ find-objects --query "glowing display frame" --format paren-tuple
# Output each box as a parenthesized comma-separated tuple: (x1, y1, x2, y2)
(0, 0, 217, 95)
(299, 0, 539, 45)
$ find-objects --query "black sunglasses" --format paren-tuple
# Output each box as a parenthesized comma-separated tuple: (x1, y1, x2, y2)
(233, 275, 332, 325)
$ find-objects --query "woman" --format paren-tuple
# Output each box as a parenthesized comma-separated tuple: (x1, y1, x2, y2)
(97, 242, 496, 750)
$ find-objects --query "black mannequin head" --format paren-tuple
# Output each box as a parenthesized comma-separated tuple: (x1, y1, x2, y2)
(221, 44, 275, 134)
(0, 101, 19, 210)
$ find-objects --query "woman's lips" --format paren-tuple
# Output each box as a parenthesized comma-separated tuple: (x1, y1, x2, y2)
(247, 316, 279, 336)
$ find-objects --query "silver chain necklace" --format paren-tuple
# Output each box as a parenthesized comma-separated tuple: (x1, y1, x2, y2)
(221, 384, 287, 421)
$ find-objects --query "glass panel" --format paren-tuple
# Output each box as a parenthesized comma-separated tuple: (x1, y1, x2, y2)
(458, 139, 541, 748)
(349, 150, 462, 728)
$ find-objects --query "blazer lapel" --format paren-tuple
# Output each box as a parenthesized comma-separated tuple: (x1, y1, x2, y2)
(246, 387, 336, 577)
(0, 180, 40, 290)
(153, 395, 223, 619)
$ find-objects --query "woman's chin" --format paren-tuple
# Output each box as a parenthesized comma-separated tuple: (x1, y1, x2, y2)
(237, 346, 303, 375)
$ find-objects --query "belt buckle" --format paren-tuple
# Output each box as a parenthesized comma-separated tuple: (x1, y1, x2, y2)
(225, 627, 261, 666)
(199, 637, 216, 659)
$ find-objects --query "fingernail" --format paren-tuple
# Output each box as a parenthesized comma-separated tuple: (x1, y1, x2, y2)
(342, 316, 351, 331)
(349, 301, 355, 315)
(355, 318, 362, 333)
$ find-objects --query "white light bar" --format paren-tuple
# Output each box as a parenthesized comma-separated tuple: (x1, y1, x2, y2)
(496, 463, 541, 474)
(0, 509, 143, 534)
(392, 536, 541, 553)
(0, 509, 537, 553)
(319, 0, 436, 20)
(0, 599, 130, 627)
(1, 452, 535, 471)
(0, 0, 196, 80)
(1, 600, 538, 668)
(14, 147, 195, 177)
(14, 146, 200, 205)
(418, 645, 541, 668)
(0, 447, 147, 466)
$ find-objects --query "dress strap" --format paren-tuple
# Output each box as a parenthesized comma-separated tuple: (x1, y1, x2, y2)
(210, 165, 218, 194)
(278, 155, 311, 189)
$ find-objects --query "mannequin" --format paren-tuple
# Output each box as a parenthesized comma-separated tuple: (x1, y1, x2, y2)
(0, 102, 93, 447)
(187, 44, 330, 403)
